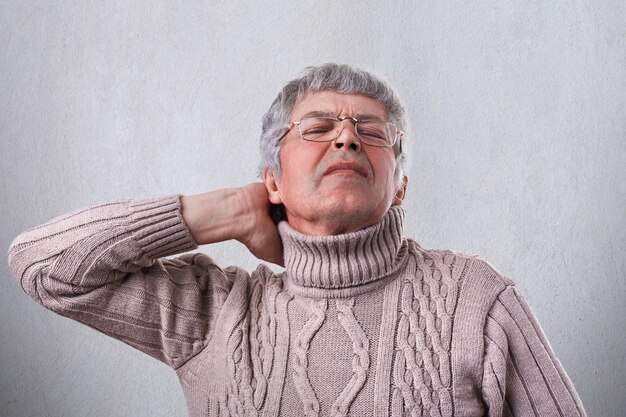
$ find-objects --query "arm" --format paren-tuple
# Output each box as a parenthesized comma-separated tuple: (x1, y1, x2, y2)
(481, 286, 586, 416)
(7, 183, 282, 369)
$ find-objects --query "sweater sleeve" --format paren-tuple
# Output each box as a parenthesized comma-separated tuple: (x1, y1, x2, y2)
(481, 286, 586, 417)
(7, 196, 239, 369)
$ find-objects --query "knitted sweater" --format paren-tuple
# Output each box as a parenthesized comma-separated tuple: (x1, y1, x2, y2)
(8, 196, 586, 417)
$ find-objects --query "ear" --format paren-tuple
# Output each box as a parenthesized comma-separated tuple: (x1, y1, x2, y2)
(393, 176, 408, 205)
(263, 168, 283, 204)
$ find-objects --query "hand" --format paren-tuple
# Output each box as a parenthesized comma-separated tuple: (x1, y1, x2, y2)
(236, 183, 284, 266)
(180, 184, 284, 266)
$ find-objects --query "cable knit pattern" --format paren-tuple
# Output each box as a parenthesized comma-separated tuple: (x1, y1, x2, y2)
(332, 299, 370, 417)
(7, 198, 587, 416)
(392, 249, 463, 417)
(293, 299, 328, 416)
(248, 280, 270, 409)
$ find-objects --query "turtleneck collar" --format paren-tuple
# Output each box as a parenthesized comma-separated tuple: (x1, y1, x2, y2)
(278, 206, 407, 297)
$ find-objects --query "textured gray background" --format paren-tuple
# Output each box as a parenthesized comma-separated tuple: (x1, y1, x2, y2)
(1, 1, 624, 416)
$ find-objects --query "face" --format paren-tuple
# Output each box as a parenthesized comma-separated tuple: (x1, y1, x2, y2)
(264, 91, 407, 235)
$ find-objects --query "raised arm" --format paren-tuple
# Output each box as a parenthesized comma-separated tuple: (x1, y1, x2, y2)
(7, 183, 282, 369)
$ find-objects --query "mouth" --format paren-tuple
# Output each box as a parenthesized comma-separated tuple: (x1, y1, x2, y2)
(323, 161, 368, 177)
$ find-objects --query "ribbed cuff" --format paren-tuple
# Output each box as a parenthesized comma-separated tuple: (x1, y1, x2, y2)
(129, 196, 198, 259)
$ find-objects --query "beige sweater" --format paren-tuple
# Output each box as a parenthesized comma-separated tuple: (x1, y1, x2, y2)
(8, 196, 586, 416)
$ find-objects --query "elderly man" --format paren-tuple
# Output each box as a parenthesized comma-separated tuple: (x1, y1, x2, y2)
(9, 64, 585, 417)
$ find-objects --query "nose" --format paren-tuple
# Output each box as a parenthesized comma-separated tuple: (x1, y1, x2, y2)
(332, 119, 362, 152)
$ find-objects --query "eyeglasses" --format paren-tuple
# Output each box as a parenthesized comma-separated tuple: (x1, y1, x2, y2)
(278, 116, 404, 149)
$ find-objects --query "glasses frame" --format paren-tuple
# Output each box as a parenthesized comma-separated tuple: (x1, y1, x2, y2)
(278, 115, 404, 151)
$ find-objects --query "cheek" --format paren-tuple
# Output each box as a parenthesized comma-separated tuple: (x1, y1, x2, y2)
(369, 152, 397, 183)
(277, 150, 315, 197)
(280, 157, 305, 186)
(281, 144, 324, 178)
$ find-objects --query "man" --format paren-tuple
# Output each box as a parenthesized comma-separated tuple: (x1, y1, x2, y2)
(8, 64, 585, 416)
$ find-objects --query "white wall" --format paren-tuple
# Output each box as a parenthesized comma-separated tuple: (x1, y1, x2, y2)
(1, 1, 624, 416)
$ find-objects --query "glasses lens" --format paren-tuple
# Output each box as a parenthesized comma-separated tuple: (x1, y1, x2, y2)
(356, 121, 396, 147)
(299, 117, 338, 141)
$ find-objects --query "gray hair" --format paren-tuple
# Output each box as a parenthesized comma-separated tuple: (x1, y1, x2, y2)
(258, 63, 407, 189)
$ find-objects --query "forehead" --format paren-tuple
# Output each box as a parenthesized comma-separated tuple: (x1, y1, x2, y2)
(291, 91, 388, 121)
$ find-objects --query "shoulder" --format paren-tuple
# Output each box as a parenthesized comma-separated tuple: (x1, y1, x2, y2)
(403, 238, 514, 308)
(405, 239, 512, 284)
(167, 253, 284, 313)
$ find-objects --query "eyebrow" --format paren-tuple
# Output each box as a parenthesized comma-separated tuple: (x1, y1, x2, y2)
(297, 110, 387, 122)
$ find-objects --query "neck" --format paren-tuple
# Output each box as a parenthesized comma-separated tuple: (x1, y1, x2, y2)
(284, 210, 381, 236)
(278, 206, 408, 297)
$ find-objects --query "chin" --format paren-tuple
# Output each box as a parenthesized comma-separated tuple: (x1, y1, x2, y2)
(324, 201, 385, 231)
(323, 194, 367, 212)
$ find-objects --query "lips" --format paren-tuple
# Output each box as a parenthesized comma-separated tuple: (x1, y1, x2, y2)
(323, 161, 368, 177)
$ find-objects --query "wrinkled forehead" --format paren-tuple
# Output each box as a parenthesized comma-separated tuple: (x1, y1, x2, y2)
(290, 91, 389, 122)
